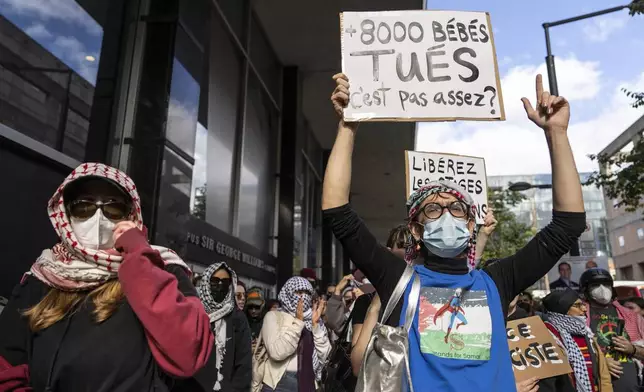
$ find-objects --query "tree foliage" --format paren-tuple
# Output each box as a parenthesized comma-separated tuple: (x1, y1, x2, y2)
(480, 188, 536, 263)
(587, 138, 644, 212)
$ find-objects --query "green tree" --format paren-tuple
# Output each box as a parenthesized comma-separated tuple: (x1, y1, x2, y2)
(192, 185, 206, 220)
(587, 138, 644, 212)
(480, 188, 536, 263)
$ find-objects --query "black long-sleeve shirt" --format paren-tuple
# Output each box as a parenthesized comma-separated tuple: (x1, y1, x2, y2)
(323, 204, 586, 326)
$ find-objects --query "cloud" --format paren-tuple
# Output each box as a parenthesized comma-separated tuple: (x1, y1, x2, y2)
(582, 16, 627, 43)
(416, 57, 644, 176)
(0, 0, 102, 36)
(51, 36, 99, 83)
(24, 23, 52, 39)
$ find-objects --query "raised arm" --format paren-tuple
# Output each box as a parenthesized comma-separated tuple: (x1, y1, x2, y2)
(485, 75, 586, 311)
(322, 74, 358, 210)
(321, 74, 406, 306)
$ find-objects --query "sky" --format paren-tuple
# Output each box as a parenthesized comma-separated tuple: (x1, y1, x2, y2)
(0, 0, 103, 84)
(417, 0, 644, 176)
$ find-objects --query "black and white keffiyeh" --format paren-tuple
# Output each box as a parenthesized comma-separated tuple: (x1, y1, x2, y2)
(546, 312, 595, 392)
(197, 262, 237, 391)
(278, 276, 326, 380)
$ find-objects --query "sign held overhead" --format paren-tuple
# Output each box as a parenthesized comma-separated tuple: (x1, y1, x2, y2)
(341, 10, 505, 122)
(405, 150, 488, 224)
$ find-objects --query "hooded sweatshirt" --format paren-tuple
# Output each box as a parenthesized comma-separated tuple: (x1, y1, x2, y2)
(0, 162, 213, 392)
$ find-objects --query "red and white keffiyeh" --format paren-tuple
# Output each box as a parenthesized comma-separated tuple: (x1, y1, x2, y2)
(29, 162, 189, 291)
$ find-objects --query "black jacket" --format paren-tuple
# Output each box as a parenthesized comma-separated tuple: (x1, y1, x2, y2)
(173, 308, 252, 392)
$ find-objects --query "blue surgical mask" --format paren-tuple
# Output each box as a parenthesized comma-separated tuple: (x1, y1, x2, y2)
(422, 212, 471, 258)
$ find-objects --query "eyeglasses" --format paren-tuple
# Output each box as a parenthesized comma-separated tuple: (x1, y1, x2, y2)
(419, 201, 469, 221)
(570, 302, 586, 310)
(247, 305, 261, 311)
(68, 199, 131, 220)
(235, 293, 246, 300)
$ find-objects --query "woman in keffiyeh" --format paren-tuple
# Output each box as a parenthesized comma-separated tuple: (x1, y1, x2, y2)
(259, 276, 332, 392)
(0, 162, 213, 391)
(542, 289, 613, 392)
(175, 262, 252, 392)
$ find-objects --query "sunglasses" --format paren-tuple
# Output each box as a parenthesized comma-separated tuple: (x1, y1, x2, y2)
(236, 293, 246, 300)
(248, 305, 262, 311)
(570, 302, 586, 310)
(69, 199, 131, 221)
(210, 277, 232, 288)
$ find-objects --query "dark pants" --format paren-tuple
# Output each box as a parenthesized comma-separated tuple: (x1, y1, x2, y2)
(262, 371, 298, 392)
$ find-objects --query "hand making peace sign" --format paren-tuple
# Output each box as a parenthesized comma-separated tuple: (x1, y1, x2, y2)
(521, 74, 570, 134)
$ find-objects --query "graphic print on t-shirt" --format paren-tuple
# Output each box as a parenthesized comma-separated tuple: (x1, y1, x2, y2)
(418, 287, 492, 360)
(591, 311, 632, 363)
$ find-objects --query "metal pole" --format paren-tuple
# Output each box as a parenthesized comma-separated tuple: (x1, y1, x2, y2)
(543, 25, 559, 96)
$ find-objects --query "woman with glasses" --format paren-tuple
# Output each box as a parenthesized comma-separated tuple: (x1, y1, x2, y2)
(176, 262, 252, 392)
(0, 163, 213, 391)
(542, 289, 613, 392)
(236, 281, 247, 311)
(258, 277, 330, 391)
(323, 73, 586, 391)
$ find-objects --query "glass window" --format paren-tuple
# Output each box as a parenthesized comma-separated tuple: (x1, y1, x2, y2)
(215, 0, 247, 43)
(619, 236, 625, 247)
(249, 14, 281, 102)
(189, 9, 242, 233)
(237, 73, 277, 253)
(638, 228, 644, 240)
(165, 26, 203, 158)
(0, 0, 107, 161)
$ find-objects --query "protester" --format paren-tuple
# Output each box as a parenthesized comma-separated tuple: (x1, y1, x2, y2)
(266, 299, 280, 312)
(326, 284, 336, 300)
(621, 297, 644, 318)
(507, 295, 530, 321)
(176, 262, 252, 391)
(580, 268, 644, 391)
(259, 277, 331, 391)
(236, 281, 247, 311)
(386, 224, 411, 260)
(518, 291, 537, 317)
(551, 262, 581, 290)
(326, 274, 356, 333)
(301, 268, 319, 292)
(542, 289, 613, 392)
(247, 287, 266, 343)
(323, 73, 585, 391)
(0, 163, 213, 391)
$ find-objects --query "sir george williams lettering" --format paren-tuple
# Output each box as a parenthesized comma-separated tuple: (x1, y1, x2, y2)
(186, 232, 276, 274)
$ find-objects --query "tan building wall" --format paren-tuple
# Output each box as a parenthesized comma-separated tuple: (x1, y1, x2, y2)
(600, 115, 644, 280)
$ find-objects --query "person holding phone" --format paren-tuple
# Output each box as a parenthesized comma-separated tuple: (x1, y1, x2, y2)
(580, 268, 644, 391)
(259, 277, 330, 392)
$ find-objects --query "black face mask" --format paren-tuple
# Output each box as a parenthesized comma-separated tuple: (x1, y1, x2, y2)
(517, 301, 532, 314)
(210, 277, 231, 303)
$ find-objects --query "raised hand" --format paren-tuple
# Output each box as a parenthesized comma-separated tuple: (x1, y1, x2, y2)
(334, 274, 354, 296)
(521, 74, 570, 134)
(113, 221, 138, 245)
(296, 297, 305, 321)
(481, 209, 498, 236)
(312, 299, 325, 325)
(331, 73, 350, 118)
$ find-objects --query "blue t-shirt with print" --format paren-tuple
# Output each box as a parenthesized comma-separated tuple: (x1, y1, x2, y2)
(400, 265, 516, 392)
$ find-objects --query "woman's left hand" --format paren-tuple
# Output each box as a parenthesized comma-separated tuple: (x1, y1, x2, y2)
(312, 299, 325, 325)
(480, 209, 498, 236)
(613, 336, 636, 355)
(113, 221, 138, 244)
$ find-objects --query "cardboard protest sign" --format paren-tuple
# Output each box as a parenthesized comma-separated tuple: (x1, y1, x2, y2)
(340, 10, 505, 122)
(405, 150, 488, 224)
(506, 316, 572, 382)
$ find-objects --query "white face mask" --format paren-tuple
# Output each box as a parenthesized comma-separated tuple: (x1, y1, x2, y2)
(590, 284, 613, 305)
(70, 209, 117, 250)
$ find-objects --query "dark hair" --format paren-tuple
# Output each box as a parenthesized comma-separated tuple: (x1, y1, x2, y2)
(621, 297, 644, 309)
(519, 291, 533, 301)
(266, 299, 280, 310)
(237, 281, 246, 291)
(558, 262, 571, 271)
(386, 224, 410, 249)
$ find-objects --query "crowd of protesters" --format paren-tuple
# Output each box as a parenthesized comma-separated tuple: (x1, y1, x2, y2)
(1, 71, 643, 392)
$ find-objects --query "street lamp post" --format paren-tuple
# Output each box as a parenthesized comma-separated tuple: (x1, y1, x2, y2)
(542, 4, 632, 96)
